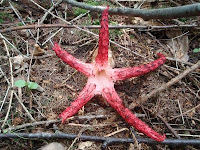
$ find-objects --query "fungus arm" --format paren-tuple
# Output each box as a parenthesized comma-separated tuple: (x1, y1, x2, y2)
(102, 87, 166, 142)
(59, 83, 96, 123)
(111, 53, 166, 81)
(95, 6, 109, 69)
(53, 42, 94, 76)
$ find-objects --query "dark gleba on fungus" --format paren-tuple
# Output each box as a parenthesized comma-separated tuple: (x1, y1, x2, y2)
(53, 6, 166, 142)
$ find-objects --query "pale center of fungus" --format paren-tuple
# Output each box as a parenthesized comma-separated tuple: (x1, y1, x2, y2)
(88, 69, 114, 95)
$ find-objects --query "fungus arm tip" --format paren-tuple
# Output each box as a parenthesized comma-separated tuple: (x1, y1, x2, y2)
(111, 53, 166, 81)
(59, 83, 96, 123)
(102, 87, 166, 142)
(53, 42, 94, 76)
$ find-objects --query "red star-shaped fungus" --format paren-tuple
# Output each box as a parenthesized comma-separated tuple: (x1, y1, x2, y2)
(53, 6, 166, 142)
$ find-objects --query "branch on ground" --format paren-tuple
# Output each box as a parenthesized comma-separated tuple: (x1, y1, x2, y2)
(64, 0, 200, 20)
(1, 24, 199, 33)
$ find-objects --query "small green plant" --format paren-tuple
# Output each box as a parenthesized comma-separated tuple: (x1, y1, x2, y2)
(193, 48, 200, 53)
(16, 22, 23, 26)
(72, 0, 113, 16)
(0, 12, 13, 23)
(73, 7, 88, 16)
(14, 80, 38, 90)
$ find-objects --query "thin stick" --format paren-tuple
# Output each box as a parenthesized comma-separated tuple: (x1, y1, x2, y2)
(0, 33, 21, 54)
(68, 127, 85, 150)
(64, 0, 200, 20)
(42, 27, 63, 46)
(0, 67, 36, 123)
(0, 86, 10, 112)
(144, 107, 181, 139)
(13, 92, 36, 122)
(1, 40, 14, 129)
(9, 2, 35, 40)
(67, 123, 114, 128)
(130, 127, 140, 150)
(105, 128, 129, 137)
(0, 64, 36, 123)
(40, 0, 63, 24)
(0, 24, 198, 33)
(0, 132, 199, 146)
(3, 115, 111, 132)
(28, 0, 145, 59)
(3, 120, 60, 132)
(156, 114, 181, 139)
(129, 60, 200, 109)
(27, 20, 40, 82)
(169, 103, 200, 121)
(176, 100, 185, 124)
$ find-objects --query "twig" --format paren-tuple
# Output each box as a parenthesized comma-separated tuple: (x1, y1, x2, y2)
(9, 2, 35, 39)
(8, 1, 146, 59)
(42, 27, 63, 46)
(105, 128, 129, 137)
(1, 40, 14, 129)
(0, 66, 36, 123)
(0, 132, 200, 146)
(166, 57, 194, 66)
(0, 0, 4, 4)
(0, 86, 10, 112)
(144, 107, 181, 139)
(64, 0, 200, 20)
(40, 0, 63, 24)
(176, 100, 185, 124)
(67, 123, 114, 128)
(0, 62, 36, 124)
(156, 114, 181, 139)
(3, 120, 60, 132)
(69, 11, 90, 23)
(0, 33, 22, 54)
(110, 0, 124, 7)
(13, 92, 36, 122)
(68, 127, 85, 150)
(27, 20, 40, 82)
(166, 133, 200, 138)
(129, 60, 200, 109)
(169, 103, 200, 121)
(129, 127, 140, 150)
(0, 24, 198, 33)
(3, 115, 111, 132)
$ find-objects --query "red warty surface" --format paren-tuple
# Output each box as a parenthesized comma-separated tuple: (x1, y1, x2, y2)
(53, 6, 166, 142)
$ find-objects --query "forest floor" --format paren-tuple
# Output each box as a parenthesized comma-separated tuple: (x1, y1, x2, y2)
(0, 0, 200, 150)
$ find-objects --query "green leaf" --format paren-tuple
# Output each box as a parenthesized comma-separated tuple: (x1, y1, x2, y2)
(3, 129, 8, 133)
(14, 80, 26, 88)
(27, 82, 38, 89)
(193, 48, 200, 53)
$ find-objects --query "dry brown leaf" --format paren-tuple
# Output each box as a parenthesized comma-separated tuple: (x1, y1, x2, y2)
(12, 55, 24, 69)
(78, 141, 93, 150)
(33, 44, 45, 56)
(46, 112, 58, 120)
(166, 30, 189, 62)
(12, 117, 23, 126)
(43, 80, 51, 84)
(41, 142, 65, 150)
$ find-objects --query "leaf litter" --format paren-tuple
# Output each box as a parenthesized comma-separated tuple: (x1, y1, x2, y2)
(0, 0, 200, 150)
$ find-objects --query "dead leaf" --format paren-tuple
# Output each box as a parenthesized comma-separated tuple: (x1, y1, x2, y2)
(166, 30, 189, 62)
(46, 112, 58, 120)
(78, 141, 93, 150)
(12, 55, 24, 69)
(12, 117, 23, 126)
(53, 83, 65, 89)
(33, 44, 45, 56)
(43, 80, 51, 84)
(41, 142, 65, 150)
